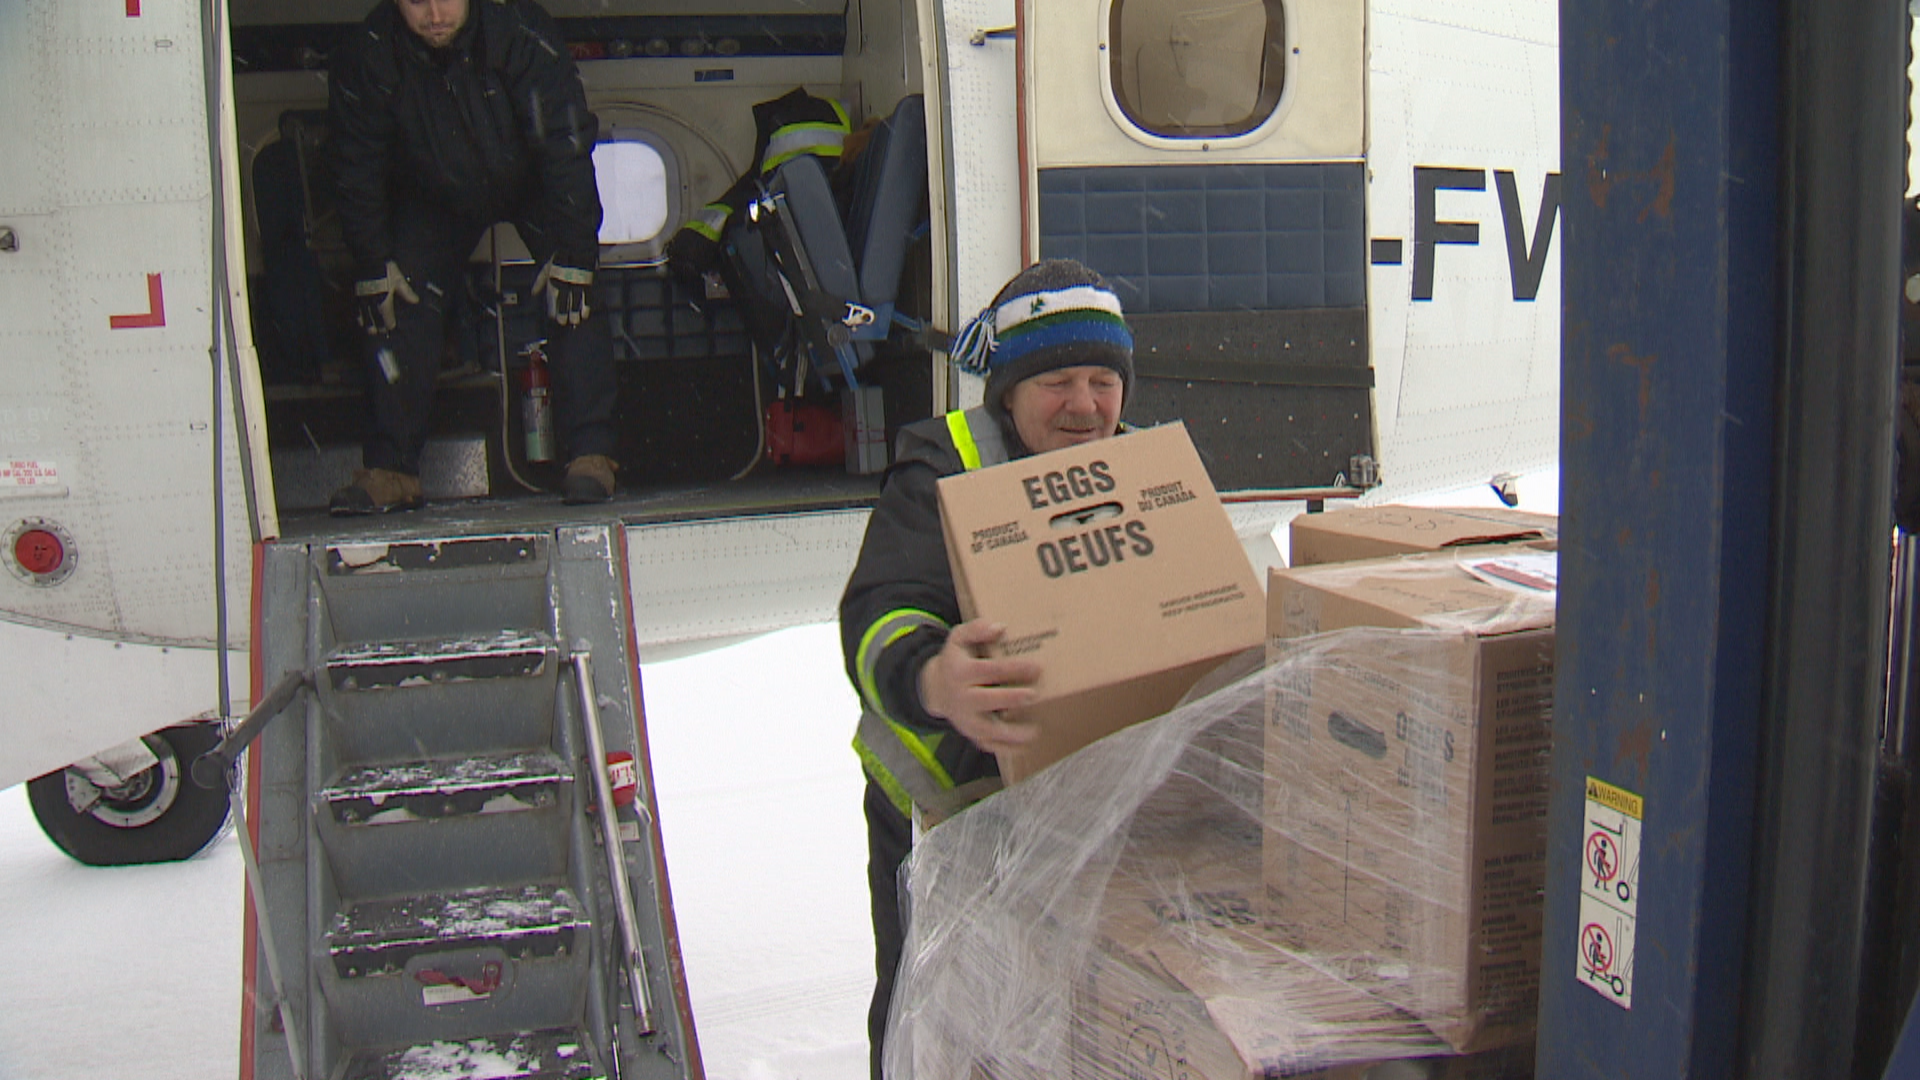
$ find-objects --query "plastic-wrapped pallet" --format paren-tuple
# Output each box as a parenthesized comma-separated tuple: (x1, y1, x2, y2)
(884, 556, 1554, 1080)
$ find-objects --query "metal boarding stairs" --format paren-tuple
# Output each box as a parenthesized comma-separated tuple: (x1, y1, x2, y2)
(228, 525, 698, 1080)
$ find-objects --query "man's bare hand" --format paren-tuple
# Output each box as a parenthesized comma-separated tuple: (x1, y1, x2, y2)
(919, 620, 1041, 756)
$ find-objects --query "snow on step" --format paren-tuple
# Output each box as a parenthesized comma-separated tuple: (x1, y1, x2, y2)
(320, 752, 573, 825)
(328, 534, 547, 578)
(331, 884, 586, 978)
(327, 631, 553, 690)
(342, 1027, 601, 1080)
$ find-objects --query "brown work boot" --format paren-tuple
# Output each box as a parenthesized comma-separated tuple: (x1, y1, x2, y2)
(328, 468, 424, 516)
(562, 455, 618, 505)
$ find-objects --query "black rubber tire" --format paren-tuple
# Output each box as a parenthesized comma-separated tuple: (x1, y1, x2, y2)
(26, 724, 234, 866)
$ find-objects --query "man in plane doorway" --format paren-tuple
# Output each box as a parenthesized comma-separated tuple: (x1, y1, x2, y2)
(839, 258, 1136, 1079)
(327, 0, 618, 514)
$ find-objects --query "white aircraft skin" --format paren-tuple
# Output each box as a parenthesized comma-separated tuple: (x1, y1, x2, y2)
(0, 0, 1560, 834)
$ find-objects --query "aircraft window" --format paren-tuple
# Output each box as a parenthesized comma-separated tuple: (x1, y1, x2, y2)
(1108, 0, 1287, 139)
(594, 138, 670, 246)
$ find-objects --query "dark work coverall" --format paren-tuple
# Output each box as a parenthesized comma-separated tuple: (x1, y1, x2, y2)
(328, 0, 615, 476)
(839, 407, 1023, 1079)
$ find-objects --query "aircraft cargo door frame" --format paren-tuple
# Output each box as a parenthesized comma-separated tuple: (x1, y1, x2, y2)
(1021, 0, 1370, 493)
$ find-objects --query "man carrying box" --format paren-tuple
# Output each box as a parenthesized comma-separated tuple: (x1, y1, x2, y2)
(838, 258, 1134, 1080)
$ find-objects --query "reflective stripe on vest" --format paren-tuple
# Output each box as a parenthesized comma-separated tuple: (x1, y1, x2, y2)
(855, 607, 947, 720)
(854, 710, 1001, 821)
(945, 406, 1009, 474)
(762, 101, 851, 173)
(684, 201, 731, 242)
(851, 607, 960, 819)
(946, 411, 981, 471)
(853, 408, 1014, 818)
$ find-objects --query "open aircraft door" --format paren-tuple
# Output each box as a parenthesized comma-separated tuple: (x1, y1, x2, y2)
(0, 1, 272, 843)
(925, 0, 1370, 491)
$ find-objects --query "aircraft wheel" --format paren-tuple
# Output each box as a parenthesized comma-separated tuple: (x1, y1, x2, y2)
(26, 725, 233, 866)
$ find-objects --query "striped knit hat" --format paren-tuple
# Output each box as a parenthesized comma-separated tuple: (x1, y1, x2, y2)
(950, 259, 1135, 415)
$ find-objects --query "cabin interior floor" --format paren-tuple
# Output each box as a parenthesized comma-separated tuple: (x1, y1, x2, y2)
(273, 465, 883, 544)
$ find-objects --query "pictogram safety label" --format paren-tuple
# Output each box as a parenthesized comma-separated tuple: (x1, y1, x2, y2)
(1577, 775, 1641, 1008)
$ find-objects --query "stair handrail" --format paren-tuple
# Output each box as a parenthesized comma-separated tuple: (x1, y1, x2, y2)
(570, 647, 658, 1036)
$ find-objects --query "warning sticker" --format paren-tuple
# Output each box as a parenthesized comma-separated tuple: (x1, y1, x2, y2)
(1577, 776, 1641, 1008)
(0, 460, 65, 498)
(422, 982, 488, 1006)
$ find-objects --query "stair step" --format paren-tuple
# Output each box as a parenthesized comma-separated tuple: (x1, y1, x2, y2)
(272, 437, 493, 514)
(319, 534, 551, 645)
(342, 1028, 602, 1080)
(331, 884, 587, 979)
(326, 631, 554, 691)
(327, 534, 546, 578)
(321, 753, 573, 826)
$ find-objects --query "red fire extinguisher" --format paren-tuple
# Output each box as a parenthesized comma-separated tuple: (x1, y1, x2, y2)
(520, 340, 555, 463)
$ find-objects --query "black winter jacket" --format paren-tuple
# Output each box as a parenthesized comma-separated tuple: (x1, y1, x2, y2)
(328, 0, 602, 276)
(840, 409, 1029, 810)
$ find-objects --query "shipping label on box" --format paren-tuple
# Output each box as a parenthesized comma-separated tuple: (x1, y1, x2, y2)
(1261, 556, 1554, 1054)
(937, 422, 1265, 782)
(1289, 505, 1557, 568)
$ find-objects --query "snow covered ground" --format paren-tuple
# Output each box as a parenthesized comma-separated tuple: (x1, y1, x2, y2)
(0, 470, 1556, 1080)
(0, 621, 874, 1080)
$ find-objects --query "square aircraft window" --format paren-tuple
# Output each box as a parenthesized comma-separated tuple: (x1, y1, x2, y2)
(595, 138, 670, 246)
(1109, 0, 1287, 139)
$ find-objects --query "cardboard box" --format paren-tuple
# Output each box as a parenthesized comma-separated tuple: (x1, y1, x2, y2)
(1262, 554, 1554, 1053)
(1073, 823, 1534, 1079)
(937, 422, 1265, 782)
(1289, 506, 1556, 568)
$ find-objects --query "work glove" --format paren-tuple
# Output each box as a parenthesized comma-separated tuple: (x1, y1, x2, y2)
(353, 260, 419, 335)
(666, 226, 722, 294)
(534, 258, 594, 328)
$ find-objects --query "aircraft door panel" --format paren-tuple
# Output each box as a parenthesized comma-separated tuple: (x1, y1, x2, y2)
(1028, 0, 1364, 169)
(1037, 163, 1365, 312)
(0, 0, 256, 796)
(1016, 0, 1372, 493)
(0, 0, 241, 648)
(1037, 161, 1372, 491)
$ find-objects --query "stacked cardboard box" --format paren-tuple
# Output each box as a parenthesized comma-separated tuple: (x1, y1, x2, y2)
(926, 465, 1554, 1066)
(1289, 505, 1556, 567)
(1070, 809, 1535, 1079)
(1262, 551, 1555, 1053)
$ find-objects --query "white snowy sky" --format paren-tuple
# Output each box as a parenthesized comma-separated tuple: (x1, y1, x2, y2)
(0, 471, 1555, 1080)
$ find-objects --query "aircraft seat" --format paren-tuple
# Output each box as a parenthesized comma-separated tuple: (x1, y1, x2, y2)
(278, 109, 348, 272)
(732, 94, 930, 393)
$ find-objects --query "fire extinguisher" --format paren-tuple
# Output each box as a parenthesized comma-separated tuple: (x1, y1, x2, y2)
(519, 340, 555, 463)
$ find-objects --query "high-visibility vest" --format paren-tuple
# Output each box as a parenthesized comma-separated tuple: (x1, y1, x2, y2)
(669, 90, 850, 253)
(851, 407, 1011, 820)
(761, 96, 851, 174)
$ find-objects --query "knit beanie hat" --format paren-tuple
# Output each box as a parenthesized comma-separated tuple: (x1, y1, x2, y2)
(950, 259, 1135, 415)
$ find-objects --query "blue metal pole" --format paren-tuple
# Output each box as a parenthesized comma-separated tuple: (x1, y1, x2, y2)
(1545, 0, 1906, 1073)
(1539, 0, 1781, 1074)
